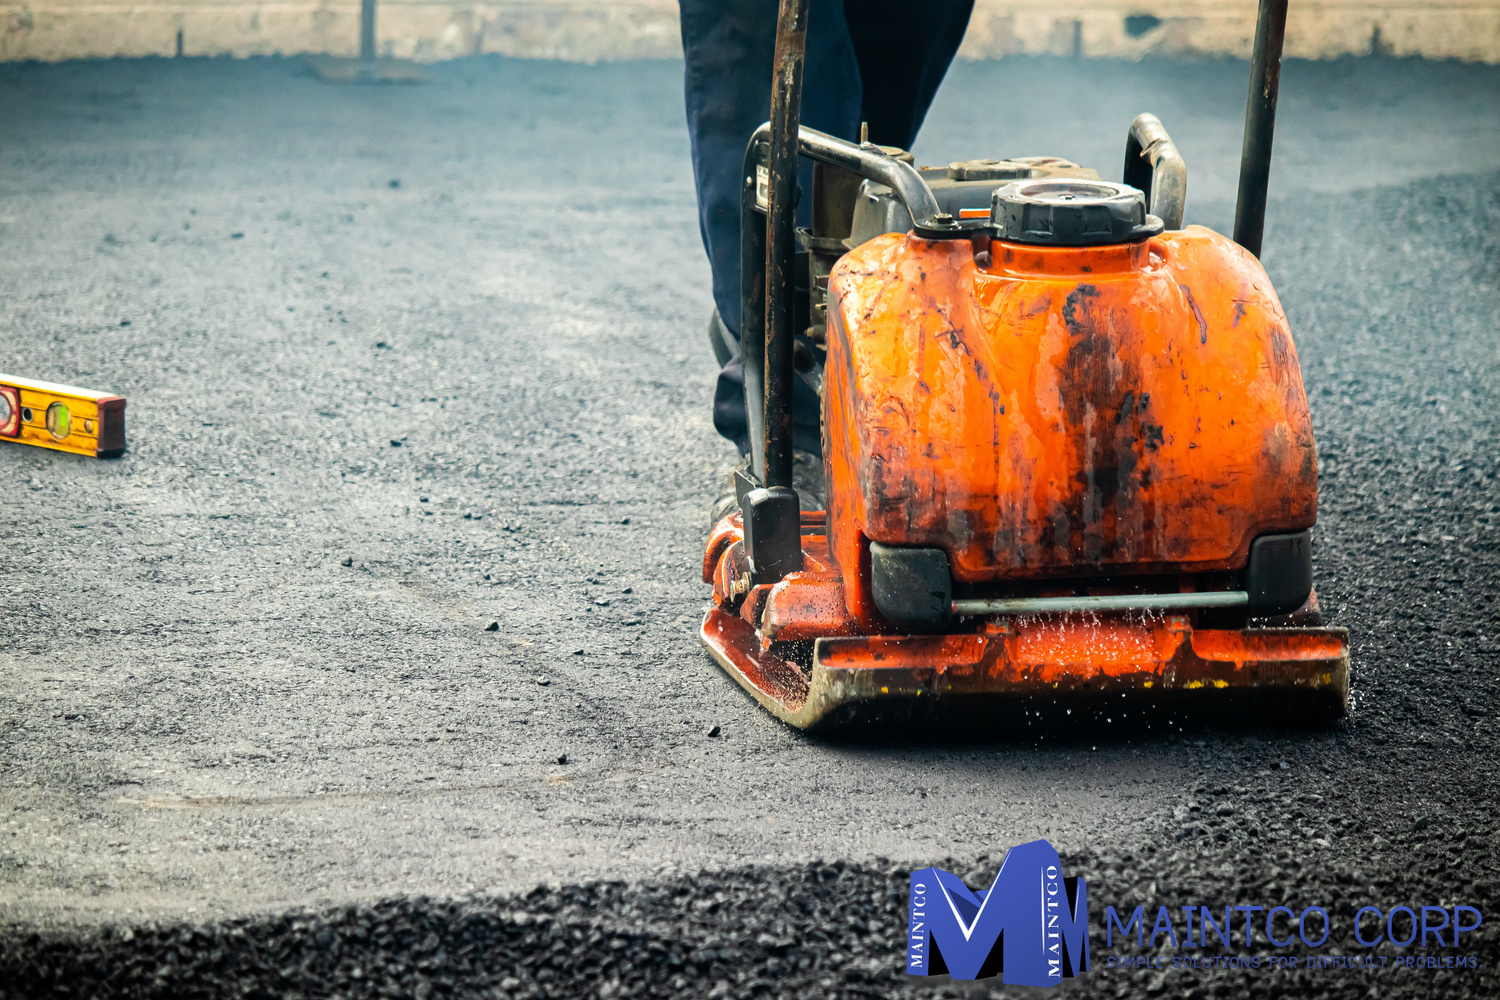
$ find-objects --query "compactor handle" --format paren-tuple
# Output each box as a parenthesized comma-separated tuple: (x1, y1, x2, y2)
(1123, 113, 1186, 231)
(741, 0, 950, 583)
(1233, 0, 1290, 257)
(739, 123, 943, 485)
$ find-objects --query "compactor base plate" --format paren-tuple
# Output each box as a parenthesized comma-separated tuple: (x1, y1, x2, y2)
(700, 517, 1349, 733)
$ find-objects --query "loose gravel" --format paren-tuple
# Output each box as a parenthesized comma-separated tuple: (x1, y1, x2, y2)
(4, 843, 1496, 999)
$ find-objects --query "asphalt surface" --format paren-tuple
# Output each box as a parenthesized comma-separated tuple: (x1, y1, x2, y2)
(1, 54, 1498, 998)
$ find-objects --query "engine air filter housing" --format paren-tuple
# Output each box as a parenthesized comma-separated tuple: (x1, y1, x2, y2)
(990, 179, 1162, 246)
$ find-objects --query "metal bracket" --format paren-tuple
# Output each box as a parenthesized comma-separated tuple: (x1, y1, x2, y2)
(738, 471, 803, 584)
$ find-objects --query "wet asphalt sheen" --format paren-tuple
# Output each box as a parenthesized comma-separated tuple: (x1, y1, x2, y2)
(0, 55, 1498, 999)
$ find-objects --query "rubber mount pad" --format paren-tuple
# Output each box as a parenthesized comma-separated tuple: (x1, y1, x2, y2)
(1245, 529, 1313, 617)
(869, 542, 952, 630)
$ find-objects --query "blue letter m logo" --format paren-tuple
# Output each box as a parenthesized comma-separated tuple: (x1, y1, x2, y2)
(906, 840, 1088, 987)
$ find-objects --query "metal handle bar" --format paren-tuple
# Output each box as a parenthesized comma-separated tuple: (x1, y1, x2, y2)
(744, 124, 944, 227)
(738, 123, 944, 483)
(1234, 0, 1290, 257)
(1123, 113, 1187, 230)
(953, 590, 1248, 617)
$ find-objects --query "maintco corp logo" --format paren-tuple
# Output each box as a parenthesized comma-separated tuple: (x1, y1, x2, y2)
(907, 842, 1487, 986)
(907, 840, 1089, 987)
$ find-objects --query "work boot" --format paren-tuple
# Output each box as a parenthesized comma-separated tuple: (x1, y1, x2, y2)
(709, 451, 825, 532)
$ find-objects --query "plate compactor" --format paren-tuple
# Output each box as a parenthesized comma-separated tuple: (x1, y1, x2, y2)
(701, 0, 1349, 731)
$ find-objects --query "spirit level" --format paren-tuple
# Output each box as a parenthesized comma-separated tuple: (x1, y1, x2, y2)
(0, 374, 126, 458)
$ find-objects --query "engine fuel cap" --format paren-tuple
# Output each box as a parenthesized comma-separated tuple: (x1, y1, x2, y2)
(989, 179, 1163, 246)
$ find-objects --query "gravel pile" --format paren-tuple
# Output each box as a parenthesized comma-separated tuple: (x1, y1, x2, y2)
(4, 844, 1496, 999)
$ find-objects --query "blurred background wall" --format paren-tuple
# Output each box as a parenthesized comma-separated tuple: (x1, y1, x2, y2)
(2, 0, 1498, 63)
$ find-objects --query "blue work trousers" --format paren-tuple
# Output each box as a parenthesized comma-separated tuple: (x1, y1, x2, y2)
(680, 0, 974, 454)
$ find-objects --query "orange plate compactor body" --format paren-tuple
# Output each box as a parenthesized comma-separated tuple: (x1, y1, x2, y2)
(700, 224, 1349, 731)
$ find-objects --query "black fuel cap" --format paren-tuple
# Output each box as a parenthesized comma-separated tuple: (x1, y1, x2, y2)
(990, 179, 1163, 246)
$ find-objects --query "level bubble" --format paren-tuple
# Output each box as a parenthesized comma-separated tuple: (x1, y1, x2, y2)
(46, 401, 71, 440)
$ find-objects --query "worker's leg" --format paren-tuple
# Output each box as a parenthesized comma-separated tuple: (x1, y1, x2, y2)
(680, 0, 863, 337)
(683, 2, 976, 457)
(681, 0, 862, 455)
(845, 0, 976, 149)
(682, 0, 974, 333)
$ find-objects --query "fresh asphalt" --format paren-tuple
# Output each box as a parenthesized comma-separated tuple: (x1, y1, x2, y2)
(0, 54, 1497, 998)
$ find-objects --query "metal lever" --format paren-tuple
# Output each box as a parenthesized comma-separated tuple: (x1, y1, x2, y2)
(1123, 113, 1187, 230)
(1233, 0, 1290, 257)
(763, 0, 810, 495)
